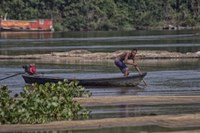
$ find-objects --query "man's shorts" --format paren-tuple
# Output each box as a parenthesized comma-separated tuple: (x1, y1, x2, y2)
(114, 58, 128, 73)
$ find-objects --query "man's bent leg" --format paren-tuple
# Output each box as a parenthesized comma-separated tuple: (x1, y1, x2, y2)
(123, 68, 129, 77)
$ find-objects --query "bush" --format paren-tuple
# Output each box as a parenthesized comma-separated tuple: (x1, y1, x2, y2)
(53, 22, 64, 31)
(0, 80, 91, 124)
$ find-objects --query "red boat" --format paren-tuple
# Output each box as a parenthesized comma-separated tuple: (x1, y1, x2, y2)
(0, 18, 54, 31)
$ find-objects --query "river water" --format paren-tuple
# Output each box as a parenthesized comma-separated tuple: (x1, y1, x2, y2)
(0, 30, 200, 132)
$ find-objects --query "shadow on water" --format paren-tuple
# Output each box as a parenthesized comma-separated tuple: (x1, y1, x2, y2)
(14, 126, 200, 133)
(89, 104, 200, 119)
(70, 127, 200, 133)
(87, 86, 145, 96)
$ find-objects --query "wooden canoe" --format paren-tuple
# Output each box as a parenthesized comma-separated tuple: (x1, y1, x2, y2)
(22, 72, 147, 86)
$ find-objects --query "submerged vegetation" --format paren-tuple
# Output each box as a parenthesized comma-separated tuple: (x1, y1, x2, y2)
(0, 0, 200, 31)
(0, 80, 91, 124)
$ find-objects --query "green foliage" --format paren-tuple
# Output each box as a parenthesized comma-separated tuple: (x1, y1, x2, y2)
(0, 80, 91, 124)
(0, 0, 200, 31)
(0, 86, 15, 124)
(54, 22, 63, 31)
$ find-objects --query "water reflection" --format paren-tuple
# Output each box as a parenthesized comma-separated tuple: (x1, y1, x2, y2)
(1, 43, 200, 51)
(0, 31, 53, 39)
(1, 30, 200, 55)
(0, 34, 195, 41)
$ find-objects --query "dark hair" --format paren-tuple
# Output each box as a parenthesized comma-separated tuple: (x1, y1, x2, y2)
(131, 49, 137, 52)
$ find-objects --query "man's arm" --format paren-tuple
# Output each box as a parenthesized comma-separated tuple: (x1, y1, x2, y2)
(132, 57, 143, 75)
(133, 61, 142, 75)
(123, 53, 143, 75)
(123, 53, 134, 65)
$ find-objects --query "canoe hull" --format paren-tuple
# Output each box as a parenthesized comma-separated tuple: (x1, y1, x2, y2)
(22, 73, 147, 87)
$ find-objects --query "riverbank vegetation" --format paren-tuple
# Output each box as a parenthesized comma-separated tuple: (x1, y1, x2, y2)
(0, 80, 91, 124)
(0, 0, 200, 31)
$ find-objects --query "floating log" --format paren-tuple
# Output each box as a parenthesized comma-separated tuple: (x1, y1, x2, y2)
(0, 113, 200, 132)
(74, 96, 200, 106)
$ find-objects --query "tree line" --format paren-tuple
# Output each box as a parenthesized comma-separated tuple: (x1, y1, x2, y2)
(0, 0, 200, 31)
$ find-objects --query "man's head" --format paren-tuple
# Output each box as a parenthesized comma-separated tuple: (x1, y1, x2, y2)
(131, 49, 137, 56)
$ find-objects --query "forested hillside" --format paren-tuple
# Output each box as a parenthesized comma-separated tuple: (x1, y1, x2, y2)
(0, 0, 200, 31)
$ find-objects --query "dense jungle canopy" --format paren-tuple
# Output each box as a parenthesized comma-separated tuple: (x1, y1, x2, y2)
(0, 0, 200, 31)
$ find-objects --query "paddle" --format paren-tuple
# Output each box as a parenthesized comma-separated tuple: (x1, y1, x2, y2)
(134, 65, 147, 86)
(0, 72, 25, 81)
(142, 79, 147, 86)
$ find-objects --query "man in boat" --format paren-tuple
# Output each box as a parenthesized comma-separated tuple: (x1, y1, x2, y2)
(114, 49, 143, 77)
